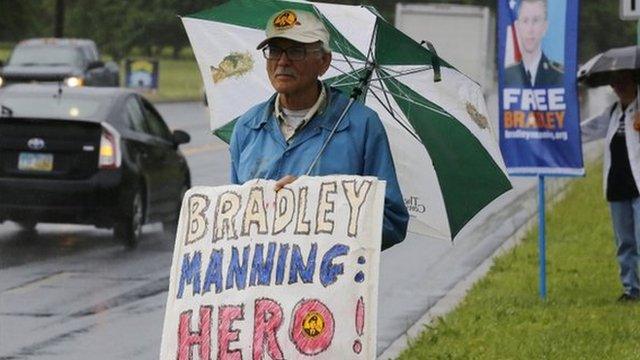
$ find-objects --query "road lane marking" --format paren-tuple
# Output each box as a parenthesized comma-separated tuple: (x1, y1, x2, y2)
(182, 142, 227, 156)
(3, 271, 71, 295)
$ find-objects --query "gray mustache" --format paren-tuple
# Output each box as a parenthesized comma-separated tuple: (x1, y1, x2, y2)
(275, 67, 297, 77)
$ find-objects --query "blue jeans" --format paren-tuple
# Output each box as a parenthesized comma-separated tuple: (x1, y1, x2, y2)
(610, 197, 640, 296)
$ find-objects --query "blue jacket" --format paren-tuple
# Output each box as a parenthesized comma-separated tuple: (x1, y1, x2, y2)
(229, 86, 408, 250)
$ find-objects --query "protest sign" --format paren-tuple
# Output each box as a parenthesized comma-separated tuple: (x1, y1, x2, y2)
(160, 175, 385, 359)
(498, 0, 583, 175)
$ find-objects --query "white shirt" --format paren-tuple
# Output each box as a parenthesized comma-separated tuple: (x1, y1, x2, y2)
(275, 84, 327, 142)
(523, 51, 542, 86)
(280, 107, 308, 140)
(582, 98, 640, 198)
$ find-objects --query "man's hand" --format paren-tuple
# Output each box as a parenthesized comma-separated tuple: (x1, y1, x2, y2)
(274, 175, 298, 191)
(634, 111, 640, 132)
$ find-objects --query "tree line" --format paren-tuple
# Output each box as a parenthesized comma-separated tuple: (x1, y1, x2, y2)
(0, 0, 215, 60)
(0, 0, 636, 63)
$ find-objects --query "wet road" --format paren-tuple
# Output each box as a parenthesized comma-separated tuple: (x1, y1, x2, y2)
(0, 102, 226, 270)
(0, 101, 227, 359)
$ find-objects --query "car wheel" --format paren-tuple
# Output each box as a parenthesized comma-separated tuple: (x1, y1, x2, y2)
(16, 221, 37, 232)
(114, 191, 144, 248)
(163, 185, 188, 241)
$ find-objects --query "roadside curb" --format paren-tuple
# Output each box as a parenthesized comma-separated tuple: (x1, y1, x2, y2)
(378, 141, 603, 360)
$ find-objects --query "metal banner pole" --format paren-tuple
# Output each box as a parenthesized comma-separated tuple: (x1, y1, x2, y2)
(538, 174, 547, 299)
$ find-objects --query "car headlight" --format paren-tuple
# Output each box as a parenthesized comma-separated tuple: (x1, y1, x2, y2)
(64, 76, 84, 87)
(0, 76, 4, 87)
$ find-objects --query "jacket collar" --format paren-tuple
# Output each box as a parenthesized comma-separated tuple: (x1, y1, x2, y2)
(245, 84, 351, 133)
(245, 93, 277, 130)
(274, 82, 327, 125)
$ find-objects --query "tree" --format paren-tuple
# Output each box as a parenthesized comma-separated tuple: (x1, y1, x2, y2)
(54, 0, 64, 37)
(65, 0, 146, 61)
(578, 1, 636, 63)
(140, 0, 213, 58)
(0, 0, 54, 42)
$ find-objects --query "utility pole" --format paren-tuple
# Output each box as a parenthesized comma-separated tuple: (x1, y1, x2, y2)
(54, 0, 64, 38)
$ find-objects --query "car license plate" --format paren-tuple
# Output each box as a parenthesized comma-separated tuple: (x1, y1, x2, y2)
(18, 152, 54, 172)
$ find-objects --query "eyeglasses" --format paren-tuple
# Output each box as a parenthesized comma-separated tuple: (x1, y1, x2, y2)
(262, 44, 323, 61)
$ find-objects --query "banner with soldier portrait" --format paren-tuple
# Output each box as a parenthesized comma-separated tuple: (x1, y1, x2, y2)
(498, 0, 583, 175)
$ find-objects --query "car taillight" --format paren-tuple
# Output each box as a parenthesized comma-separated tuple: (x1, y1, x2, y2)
(99, 123, 121, 169)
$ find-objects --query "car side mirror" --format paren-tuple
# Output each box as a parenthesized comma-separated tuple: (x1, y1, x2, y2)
(87, 60, 104, 70)
(172, 130, 191, 146)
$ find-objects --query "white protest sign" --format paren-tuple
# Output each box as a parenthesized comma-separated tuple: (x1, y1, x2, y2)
(160, 175, 385, 360)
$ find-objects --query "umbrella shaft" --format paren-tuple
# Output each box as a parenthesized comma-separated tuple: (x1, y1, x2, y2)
(306, 64, 376, 175)
(306, 98, 356, 175)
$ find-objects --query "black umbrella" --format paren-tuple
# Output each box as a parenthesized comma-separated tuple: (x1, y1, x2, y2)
(578, 45, 640, 87)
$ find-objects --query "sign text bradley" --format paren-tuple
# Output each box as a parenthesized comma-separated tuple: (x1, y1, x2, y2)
(160, 176, 385, 360)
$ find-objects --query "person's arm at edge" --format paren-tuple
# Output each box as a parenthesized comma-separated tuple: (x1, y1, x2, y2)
(362, 112, 409, 251)
(581, 105, 612, 143)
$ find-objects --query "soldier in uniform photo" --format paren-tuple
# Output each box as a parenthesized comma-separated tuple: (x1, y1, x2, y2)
(504, 0, 563, 87)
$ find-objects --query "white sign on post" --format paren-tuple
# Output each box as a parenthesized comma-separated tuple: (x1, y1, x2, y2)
(621, 0, 640, 20)
(160, 175, 386, 360)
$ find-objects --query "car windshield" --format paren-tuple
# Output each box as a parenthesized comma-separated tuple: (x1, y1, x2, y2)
(0, 95, 110, 120)
(8, 46, 83, 67)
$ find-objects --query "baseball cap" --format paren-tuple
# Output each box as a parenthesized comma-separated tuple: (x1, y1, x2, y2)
(256, 9, 331, 52)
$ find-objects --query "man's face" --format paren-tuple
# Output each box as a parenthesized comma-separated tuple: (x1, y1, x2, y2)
(265, 38, 331, 97)
(515, 1, 547, 55)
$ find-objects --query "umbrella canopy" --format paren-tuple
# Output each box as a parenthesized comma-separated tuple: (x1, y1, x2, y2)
(578, 45, 640, 87)
(182, 0, 512, 241)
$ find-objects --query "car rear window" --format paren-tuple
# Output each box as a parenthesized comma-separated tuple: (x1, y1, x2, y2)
(0, 95, 110, 121)
(8, 46, 83, 67)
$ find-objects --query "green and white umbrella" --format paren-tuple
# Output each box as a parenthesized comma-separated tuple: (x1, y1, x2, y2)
(181, 0, 512, 241)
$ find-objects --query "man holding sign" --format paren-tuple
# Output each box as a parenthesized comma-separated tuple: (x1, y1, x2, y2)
(228, 9, 408, 250)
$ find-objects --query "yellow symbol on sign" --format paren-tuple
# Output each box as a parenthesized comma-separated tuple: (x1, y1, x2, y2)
(273, 11, 298, 29)
(466, 102, 488, 129)
(131, 60, 153, 73)
(210, 52, 254, 84)
(302, 312, 325, 338)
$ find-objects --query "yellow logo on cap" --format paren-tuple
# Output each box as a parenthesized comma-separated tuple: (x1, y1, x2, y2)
(273, 10, 299, 29)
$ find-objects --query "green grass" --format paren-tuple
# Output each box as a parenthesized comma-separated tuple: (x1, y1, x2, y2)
(398, 161, 640, 360)
(0, 42, 11, 63)
(133, 46, 203, 102)
(147, 56, 202, 102)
